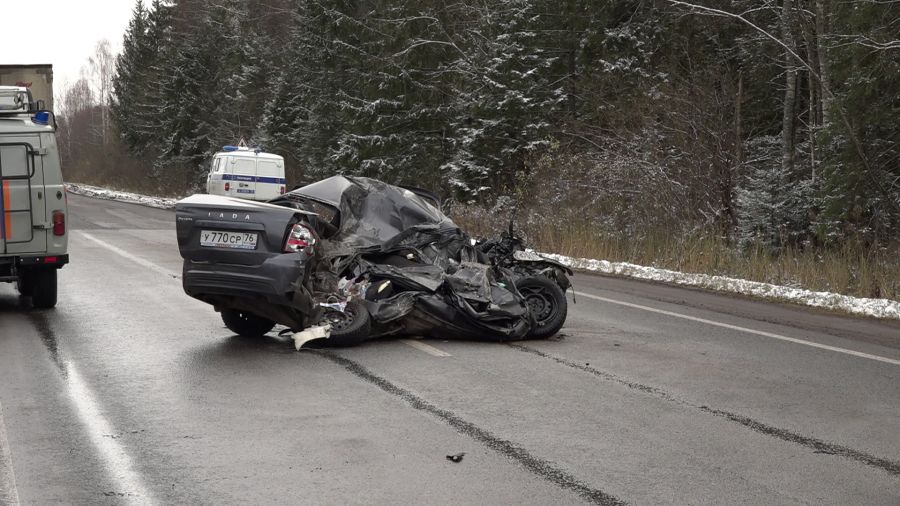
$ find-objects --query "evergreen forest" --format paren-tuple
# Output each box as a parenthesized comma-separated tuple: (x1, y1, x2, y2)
(58, 0, 900, 298)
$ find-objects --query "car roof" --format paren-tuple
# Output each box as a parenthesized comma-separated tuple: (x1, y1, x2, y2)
(214, 149, 283, 161)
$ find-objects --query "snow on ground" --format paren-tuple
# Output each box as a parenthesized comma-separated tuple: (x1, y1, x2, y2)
(540, 253, 900, 320)
(66, 183, 178, 210)
(67, 183, 900, 320)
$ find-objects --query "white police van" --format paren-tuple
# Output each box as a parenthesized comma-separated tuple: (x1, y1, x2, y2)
(0, 86, 68, 308)
(206, 145, 286, 201)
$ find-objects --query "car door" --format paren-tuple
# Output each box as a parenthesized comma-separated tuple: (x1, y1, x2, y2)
(206, 157, 216, 194)
(207, 156, 225, 195)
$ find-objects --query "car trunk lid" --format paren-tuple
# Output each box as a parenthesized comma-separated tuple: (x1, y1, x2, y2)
(175, 194, 313, 266)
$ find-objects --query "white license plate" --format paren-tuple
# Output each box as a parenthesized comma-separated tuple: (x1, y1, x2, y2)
(200, 230, 258, 250)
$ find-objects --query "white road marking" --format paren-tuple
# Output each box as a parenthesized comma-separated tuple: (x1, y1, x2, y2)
(400, 339, 452, 357)
(64, 362, 154, 504)
(78, 231, 181, 279)
(575, 291, 900, 367)
(0, 400, 20, 506)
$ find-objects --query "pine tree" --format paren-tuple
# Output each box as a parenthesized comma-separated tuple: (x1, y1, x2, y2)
(111, 0, 148, 151)
(736, 136, 813, 251)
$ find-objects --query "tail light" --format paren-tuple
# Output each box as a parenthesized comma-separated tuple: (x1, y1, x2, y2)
(279, 186, 285, 195)
(284, 223, 316, 253)
(52, 210, 65, 236)
(224, 182, 231, 192)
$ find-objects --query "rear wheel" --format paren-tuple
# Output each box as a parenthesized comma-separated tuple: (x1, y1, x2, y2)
(16, 269, 34, 297)
(30, 268, 58, 309)
(318, 300, 371, 346)
(221, 309, 276, 337)
(516, 276, 567, 339)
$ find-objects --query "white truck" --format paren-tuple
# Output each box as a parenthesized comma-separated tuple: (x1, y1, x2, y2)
(0, 64, 53, 110)
(0, 86, 68, 308)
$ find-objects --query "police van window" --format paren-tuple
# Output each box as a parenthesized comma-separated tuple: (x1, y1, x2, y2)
(257, 160, 279, 176)
(234, 159, 255, 172)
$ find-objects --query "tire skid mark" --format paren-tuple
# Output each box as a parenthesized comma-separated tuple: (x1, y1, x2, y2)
(27, 313, 66, 377)
(511, 344, 900, 476)
(315, 351, 626, 506)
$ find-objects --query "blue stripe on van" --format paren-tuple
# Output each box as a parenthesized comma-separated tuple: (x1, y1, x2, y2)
(213, 174, 286, 184)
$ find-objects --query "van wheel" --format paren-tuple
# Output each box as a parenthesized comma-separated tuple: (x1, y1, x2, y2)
(31, 268, 58, 309)
(16, 269, 34, 297)
(221, 309, 276, 337)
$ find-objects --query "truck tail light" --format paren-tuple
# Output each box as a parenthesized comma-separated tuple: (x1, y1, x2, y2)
(284, 223, 316, 253)
(52, 211, 65, 236)
(224, 182, 231, 192)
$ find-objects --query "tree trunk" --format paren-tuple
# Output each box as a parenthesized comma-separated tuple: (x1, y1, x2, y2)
(724, 71, 743, 237)
(815, 0, 831, 128)
(804, 17, 817, 182)
(735, 72, 743, 166)
(781, 0, 797, 173)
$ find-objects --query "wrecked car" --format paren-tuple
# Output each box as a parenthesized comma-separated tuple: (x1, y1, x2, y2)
(175, 176, 572, 347)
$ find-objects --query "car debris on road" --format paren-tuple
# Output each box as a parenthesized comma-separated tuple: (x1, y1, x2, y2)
(175, 176, 572, 347)
(446, 453, 466, 463)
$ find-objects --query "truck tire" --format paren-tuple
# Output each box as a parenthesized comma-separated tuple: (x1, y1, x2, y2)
(221, 309, 276, 337)
(318, 300, 371, 346)
(31, 268, 58, 309)
(516, 275, 567, 339)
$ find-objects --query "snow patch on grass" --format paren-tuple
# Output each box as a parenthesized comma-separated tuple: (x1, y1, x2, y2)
(540, 253, 900, 320)
(66, 183, 177, 210)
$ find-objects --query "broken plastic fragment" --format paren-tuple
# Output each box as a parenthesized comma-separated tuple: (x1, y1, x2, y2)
(293, 324, 332, 350)
(319, 301, 347, 313)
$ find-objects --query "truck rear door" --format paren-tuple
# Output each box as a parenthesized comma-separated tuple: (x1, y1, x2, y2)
(255, 159, 284, 200)
(231, 157, 257, 199)
(0, 135, 46, 254)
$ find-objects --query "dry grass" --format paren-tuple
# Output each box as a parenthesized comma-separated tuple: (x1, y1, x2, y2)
(452, 207, 900, 301)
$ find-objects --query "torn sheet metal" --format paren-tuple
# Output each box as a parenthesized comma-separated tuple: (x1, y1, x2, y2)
(280, 177, 561, 345)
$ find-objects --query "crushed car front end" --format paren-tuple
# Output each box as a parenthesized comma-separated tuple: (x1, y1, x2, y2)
(175, 176, 571, 347)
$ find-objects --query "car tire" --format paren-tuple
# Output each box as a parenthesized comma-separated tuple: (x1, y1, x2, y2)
(319, 300, 371, 346)
(30, 268, 58, 309)
(516, 275, 567, 339)
(221, 309, 276, 337)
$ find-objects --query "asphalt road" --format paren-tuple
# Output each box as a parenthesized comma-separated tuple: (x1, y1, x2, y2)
(0, 193, 898, 505)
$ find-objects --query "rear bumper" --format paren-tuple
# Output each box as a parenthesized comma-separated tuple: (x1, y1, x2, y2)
(17, 254, 69, 267)
(182, 253, 306, 306)
(0, 254, 68, 277)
